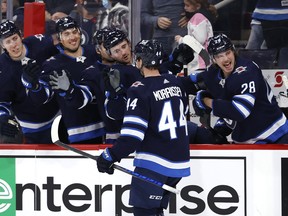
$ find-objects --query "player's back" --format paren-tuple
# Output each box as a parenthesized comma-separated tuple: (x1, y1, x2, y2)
(127, 73, 190, 164)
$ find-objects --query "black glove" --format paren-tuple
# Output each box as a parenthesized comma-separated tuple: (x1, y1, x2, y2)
(189, 72, 207, 90)
(96, 148, 116, 174)
(102, 67, 125, 99)
(0, 115, 22, 140)
(192, 90, 213, 117)
(168, 43, 195, 74)
(49, 70, 74, 98)
(21, 60, 41, 90)
(213, 118, 233, 137)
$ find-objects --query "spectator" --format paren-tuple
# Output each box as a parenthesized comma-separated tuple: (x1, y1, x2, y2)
(69, 0, 109, 45)
(1, 0, 7, 20)
(0, 20, 60, 143)
(44, 0, 75, 21)
(190, 33, 288, 143)
(22, 16, 105, 144)
(96, 39, 190, 215)
(175, 0, 217, 71)
(141, 0, 188, 60)
(246, 0, 288, 49)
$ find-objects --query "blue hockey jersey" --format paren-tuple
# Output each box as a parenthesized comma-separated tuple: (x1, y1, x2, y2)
(110, 73, 191, 177)
(31, 45, 105, 143)
(66, 62, 142, 144)
(197, 57, 288, 143)
(0, 34, 60, 138)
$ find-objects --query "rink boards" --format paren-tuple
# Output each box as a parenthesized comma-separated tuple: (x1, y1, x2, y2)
(0, 144, 288, 216)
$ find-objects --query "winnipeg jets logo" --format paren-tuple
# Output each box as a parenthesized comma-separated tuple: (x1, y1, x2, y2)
(76, 56, 86, 63)
(131, 81, 144, 87)
(235, 66, 247, 74)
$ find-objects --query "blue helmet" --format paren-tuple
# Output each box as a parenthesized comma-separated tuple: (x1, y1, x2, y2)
(0, 20, 21, 39)
(103, 28, 128, 51)
(93, 27, 113, 46)
(207, 33, 234, 56)
(134, 39, 163, 67)
(55, 16, 79, 34)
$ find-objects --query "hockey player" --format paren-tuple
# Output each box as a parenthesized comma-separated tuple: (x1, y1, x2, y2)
(192, 33, 288, 144)
(97, 39, 190, 216)
(0, 20, 60, 143)
(101, 28, 223, 144)
(22, 16, 105, 144)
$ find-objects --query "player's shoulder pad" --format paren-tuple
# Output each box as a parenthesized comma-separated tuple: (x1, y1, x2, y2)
(233, 57, 261, 76)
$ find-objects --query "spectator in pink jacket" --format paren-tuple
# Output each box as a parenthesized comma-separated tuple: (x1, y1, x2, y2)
(175, 0, 217, 71)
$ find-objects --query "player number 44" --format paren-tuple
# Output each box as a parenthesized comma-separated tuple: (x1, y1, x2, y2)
(158, 100, 187, 139)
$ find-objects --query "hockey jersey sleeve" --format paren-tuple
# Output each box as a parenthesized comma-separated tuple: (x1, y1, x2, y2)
(109, 84, 150, 161)
(212, 62, 263, 122)
(58, 66, 99, 109)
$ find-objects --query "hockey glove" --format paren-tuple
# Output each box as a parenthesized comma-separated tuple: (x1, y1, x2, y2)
(189, 71, 207, 90)
(21, 60, 41, 90)
(213, 118, 233, 137)
(168, 43, 194, 74)
(49, 70, 74, 98)
(96, 148, 116, 174)
(102, 67, 125, 99)
(192, 90, 213, 117)
(0, 115, 23, 143)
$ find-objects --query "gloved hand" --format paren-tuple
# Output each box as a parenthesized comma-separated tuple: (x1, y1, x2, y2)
(96, 148, 116, 174)
(192, 90, 213, 117)
(21, 60, 41, 90)
(0, 115, 21, 138)
(102, 67, 125, 99)
(49, 70, 74, 97)
(189, 71, 207, 90)
(213, 118, 233, 137)
(169, 43, 195, 74)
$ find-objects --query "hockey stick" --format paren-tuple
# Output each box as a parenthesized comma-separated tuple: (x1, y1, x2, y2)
(51, 115, 180, 194)
(215, 0, 238, 10)
(282, 75, 288, 97)
(182, 35, 211, 67)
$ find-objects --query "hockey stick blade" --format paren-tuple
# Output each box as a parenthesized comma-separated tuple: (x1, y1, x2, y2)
(281, 75, 288, 98)
(51, 115, 180, 194)
(182, 35, 211, 67)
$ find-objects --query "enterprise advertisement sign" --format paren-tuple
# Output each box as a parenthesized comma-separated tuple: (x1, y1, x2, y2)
(0, 147, 286, 216)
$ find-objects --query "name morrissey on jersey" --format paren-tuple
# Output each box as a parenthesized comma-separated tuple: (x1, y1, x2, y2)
(153, 86, 182, 101)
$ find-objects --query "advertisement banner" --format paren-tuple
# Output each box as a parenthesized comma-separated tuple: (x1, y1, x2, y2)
(0, 146, 287, 216)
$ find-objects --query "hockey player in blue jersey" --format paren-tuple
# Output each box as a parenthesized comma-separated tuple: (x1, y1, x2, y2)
(192, 33, 288, 144)
(22, 16, 105, 144)
(97, 39, 190, 216)
(93, 27, 142, 143)
(0, 20, 60, 143)
(95, 28, 142, 143)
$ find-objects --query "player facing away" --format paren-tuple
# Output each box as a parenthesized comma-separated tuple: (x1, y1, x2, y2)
(0, 20, 60, 143)
(191, 33, 288, 143)
(96, 39, 191, 216)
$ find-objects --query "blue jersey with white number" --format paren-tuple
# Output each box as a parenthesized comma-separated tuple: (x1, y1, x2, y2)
(199, 57, 288, 143)
(111, 73, 190, 177)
